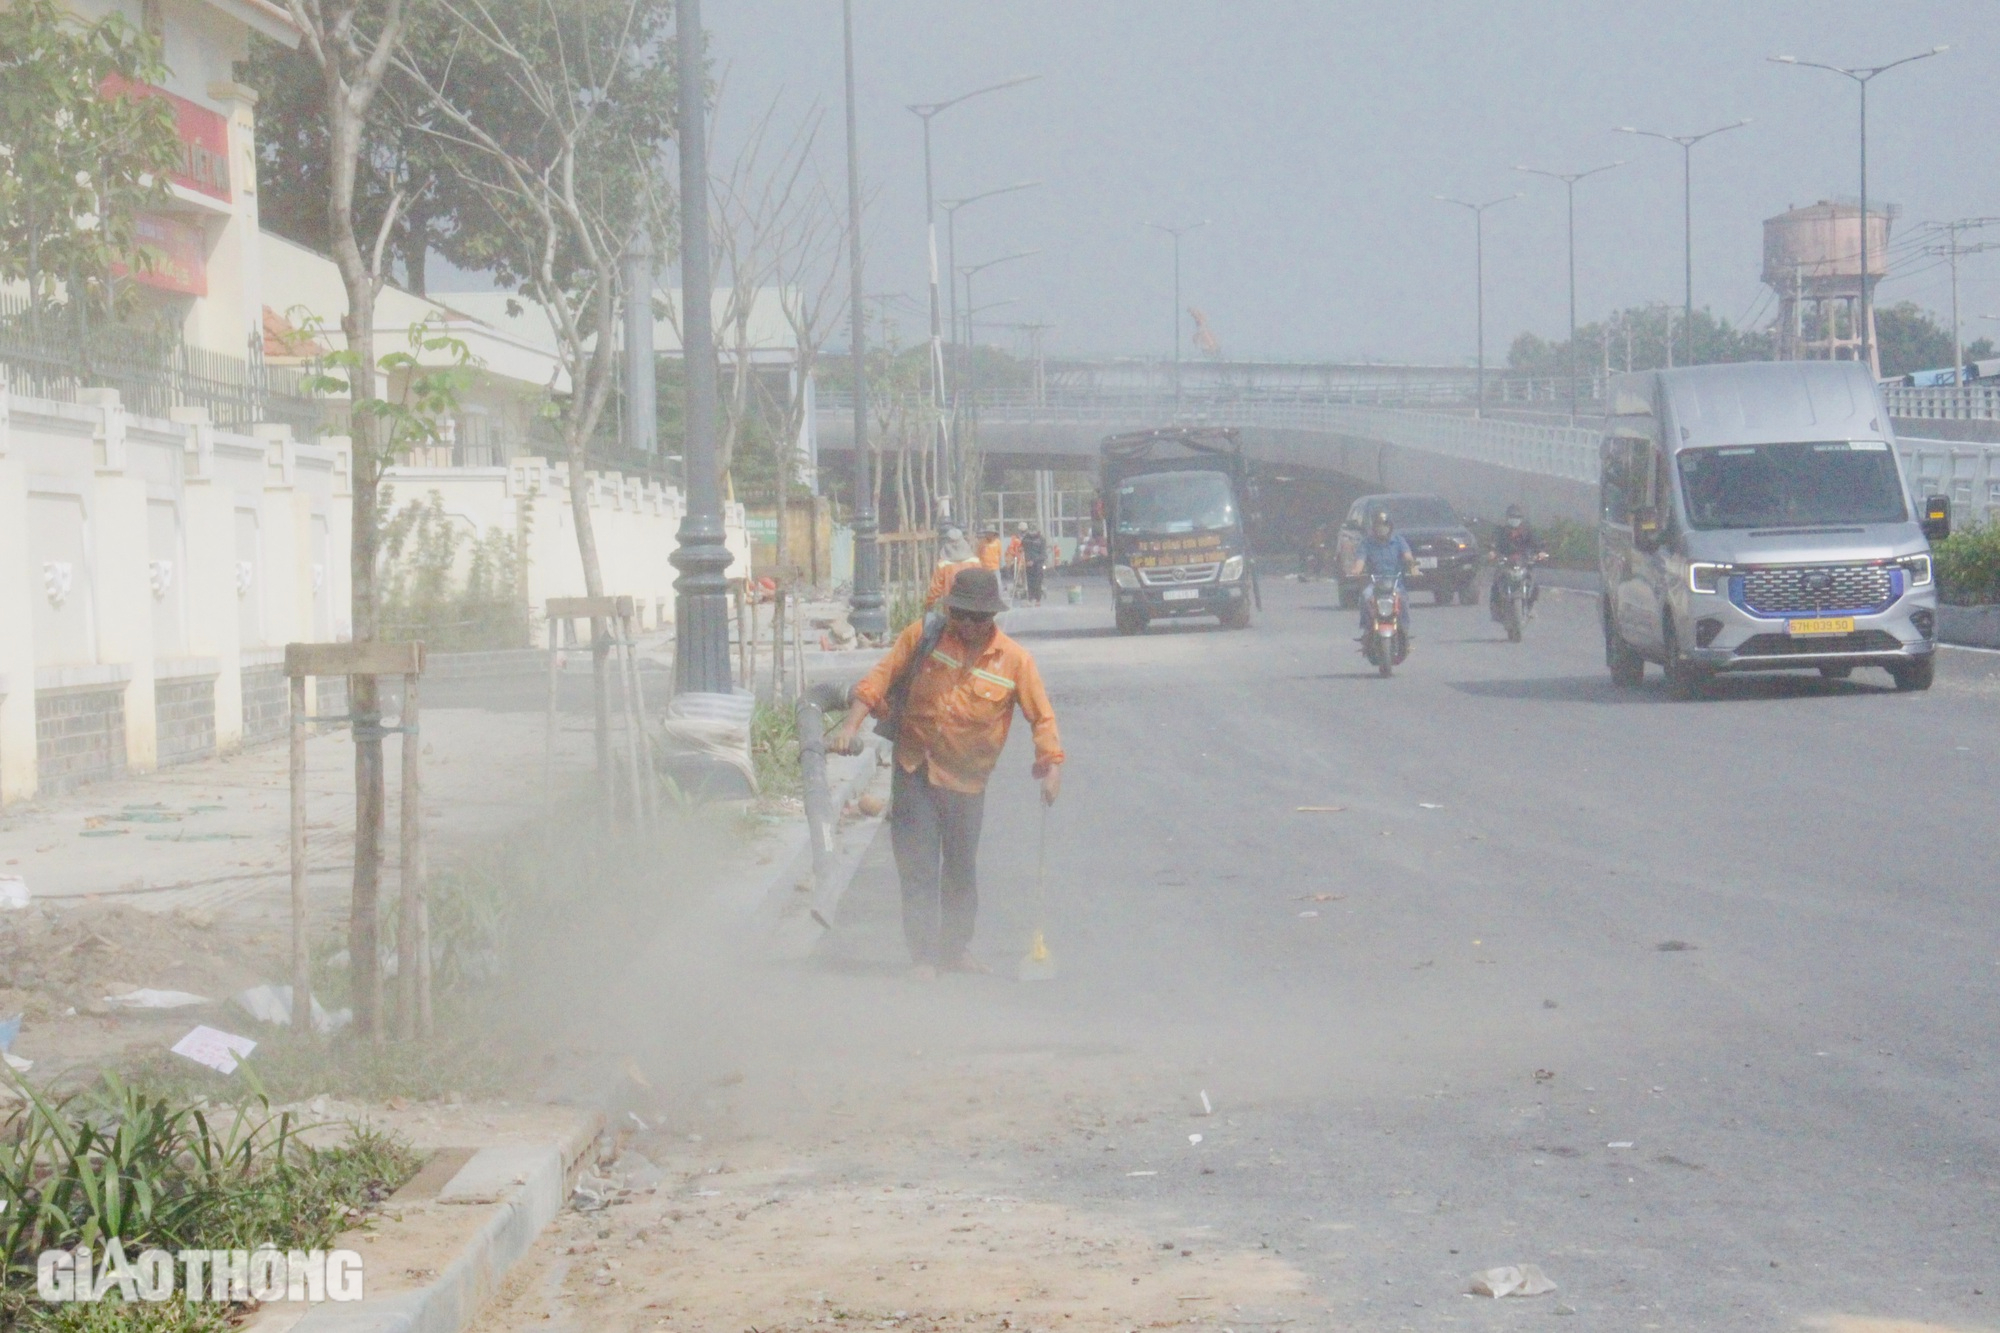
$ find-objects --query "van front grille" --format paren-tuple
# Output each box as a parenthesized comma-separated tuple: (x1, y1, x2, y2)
(1739, 564, 1894, 616)
(1735, 630, 1902, 657)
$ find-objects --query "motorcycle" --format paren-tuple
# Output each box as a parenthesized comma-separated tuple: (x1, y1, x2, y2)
(1360, 577, 1408, 677)
(1491, 552, 1548, 643)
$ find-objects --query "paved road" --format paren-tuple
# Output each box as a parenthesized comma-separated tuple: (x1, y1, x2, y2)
(577, 576, 2000, 1331)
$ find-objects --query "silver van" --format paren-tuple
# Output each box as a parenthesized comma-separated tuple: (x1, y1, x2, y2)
(1598, 361, 1950, 697)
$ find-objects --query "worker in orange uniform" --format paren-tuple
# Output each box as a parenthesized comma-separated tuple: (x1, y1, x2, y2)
(924, 526, 982, 609)
(834, 568, 1063, 978)
(978, 529, 1003, 570)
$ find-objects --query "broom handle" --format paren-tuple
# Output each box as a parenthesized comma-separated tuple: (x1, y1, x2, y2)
(1036, 801, 1048, 917)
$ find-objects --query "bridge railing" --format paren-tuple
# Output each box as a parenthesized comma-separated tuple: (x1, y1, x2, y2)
(819, 392, 1604, 484)
(1882, 383, 2000, 422)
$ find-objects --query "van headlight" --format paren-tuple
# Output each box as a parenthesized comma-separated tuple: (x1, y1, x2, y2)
(1219, 555, 1246, 582)
(1113, 564, 1139, 589)
(1688, 562, 1732, 594)
(1900, 553, 1934, 587)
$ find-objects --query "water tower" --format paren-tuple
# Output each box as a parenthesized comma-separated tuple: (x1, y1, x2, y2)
(1763, 200, 1894, 373)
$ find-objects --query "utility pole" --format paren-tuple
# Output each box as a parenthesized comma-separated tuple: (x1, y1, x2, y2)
(1771, 46, 1946, 377)
(670, 0, 732, 693)
(842, 0, 884, 637)
(1616, 120, 1749, 367)
(1146, 220, 1207, 410)
(1517, 162, 1621, 420)
(1435, 194, 1519, 418)
(907, 75, 1039, 524)
(1920, 218, 2000, 383)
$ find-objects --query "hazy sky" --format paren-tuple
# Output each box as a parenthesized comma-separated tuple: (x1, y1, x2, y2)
(705, 1, 2000, 368)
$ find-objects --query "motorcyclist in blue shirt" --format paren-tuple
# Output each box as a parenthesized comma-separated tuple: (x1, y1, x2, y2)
(1347, 508, 1417, 640)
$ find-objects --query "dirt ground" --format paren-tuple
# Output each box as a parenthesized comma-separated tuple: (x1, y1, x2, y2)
(470, 1052, 1322, 1333)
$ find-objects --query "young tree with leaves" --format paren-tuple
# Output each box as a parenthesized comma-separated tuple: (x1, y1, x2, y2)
(0, 0, 182, 331)
(280, 0, 417, 1042)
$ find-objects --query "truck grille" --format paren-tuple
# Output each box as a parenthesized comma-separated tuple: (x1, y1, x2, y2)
(1138, 564, 1219, 586)
(1739, 564, 1893, 616)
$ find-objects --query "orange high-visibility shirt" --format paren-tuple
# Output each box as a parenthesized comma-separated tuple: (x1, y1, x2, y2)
(853, 621, 1063, 793)
(925, 558, 984, 609)
(978, 537, 1003, 569)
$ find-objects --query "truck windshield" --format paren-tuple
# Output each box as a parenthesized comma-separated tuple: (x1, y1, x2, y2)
(1115, 470, 1238, 535)
(1676, 441, 1909, 530)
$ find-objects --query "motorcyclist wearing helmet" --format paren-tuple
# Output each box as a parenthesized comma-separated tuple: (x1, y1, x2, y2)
(1488, 504, 1546, 619)
(1347, 507, 1417, 640)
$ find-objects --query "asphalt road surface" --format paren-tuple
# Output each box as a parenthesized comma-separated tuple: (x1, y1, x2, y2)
(564, 575, 2000, 1332)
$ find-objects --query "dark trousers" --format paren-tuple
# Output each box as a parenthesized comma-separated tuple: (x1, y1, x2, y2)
(1026, 561, 1046, 602)
(890, 762, 987, 965)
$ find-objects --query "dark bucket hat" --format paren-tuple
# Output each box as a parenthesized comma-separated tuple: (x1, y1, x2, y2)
(944, 567, 1009, 614)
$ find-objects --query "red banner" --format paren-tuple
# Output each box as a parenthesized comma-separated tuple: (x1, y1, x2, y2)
(124, 212, 207, 296)
(100, 75, 232, 201)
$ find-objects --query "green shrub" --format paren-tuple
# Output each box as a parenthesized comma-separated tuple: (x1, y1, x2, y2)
(0, 1074, 420, 1322)
(1933, 522, 2000, 605)
(1540, 516, 1598, 568)
(377, 489, 529, 650)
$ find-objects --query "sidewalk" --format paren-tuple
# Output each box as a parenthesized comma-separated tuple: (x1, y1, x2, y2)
(0, 709, 589, 920)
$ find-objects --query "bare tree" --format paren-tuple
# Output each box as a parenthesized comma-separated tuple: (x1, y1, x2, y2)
(752, 172, 848, 581)
(282, 0, 416, 1042)
(686, 88, 826, 489)
(397, 0, 673, 786)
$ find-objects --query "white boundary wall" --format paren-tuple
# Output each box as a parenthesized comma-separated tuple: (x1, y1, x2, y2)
(1, 386, 747, 805)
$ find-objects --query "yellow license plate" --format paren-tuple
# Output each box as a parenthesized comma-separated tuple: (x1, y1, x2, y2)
(1788, 617, 1855, 636)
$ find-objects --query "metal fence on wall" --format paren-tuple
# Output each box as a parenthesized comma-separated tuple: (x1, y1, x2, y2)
(0, 294, 323, 434)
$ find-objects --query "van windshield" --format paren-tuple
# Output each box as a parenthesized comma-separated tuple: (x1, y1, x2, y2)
(1115, 470, 1238, 535)
(1676, 441, 1908, 530)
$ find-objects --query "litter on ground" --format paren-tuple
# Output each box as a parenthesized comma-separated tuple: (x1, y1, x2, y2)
(103, 988, 211, 1010)
(170, 1025, 257, 1075)
(1466, 1264, 1557, 1298)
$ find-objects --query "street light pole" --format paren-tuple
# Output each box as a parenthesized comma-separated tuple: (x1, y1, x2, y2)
(1435, 195, 1519, 418)
(942, 181, 1040, 390)
(841, 0, 884, 637)
(1517, 162, 1621, 420)
(1770, 47, 1947, 378)
(955, 250, 1038, 521)
(907, 75, 1038, 523)
(1616, 120, 1749, 367)
(670, 0, 731, 692)
(1145, 220, 1207, 410)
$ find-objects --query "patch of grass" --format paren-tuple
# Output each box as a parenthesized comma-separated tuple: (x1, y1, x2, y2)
(751, 701, 802, 799)
(117, 1028, 505, 1107)
(21, 1302, 233, 1333)
(0, 1074, 421, 1324)
(887, 587, 923, 636)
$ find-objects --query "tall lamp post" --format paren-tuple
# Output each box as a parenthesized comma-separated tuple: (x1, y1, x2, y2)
(1435, 194, 1519, 418)
(1145, 220, 1207, 410)
(1770, 47, 1947, 378)
(942, 181, 1039, 382)
(840, 0, 884, 637)
(1516, 162, 1621, 420)
(956, 250, 1039, 521)
(908, 75, 1039, 521)
(1615, 120, 1749, 367)
(670, 0, 731, 692)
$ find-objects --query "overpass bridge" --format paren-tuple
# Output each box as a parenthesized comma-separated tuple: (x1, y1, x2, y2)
(816, 381, 2000, 536)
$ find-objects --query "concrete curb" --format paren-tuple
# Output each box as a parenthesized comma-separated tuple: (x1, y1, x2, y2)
(253, 1117, 599, 1333)
(1939, 604, 2000, 648)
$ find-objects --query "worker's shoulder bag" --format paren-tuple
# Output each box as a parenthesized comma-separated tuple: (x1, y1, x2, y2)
(871, 611, 948, 745)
